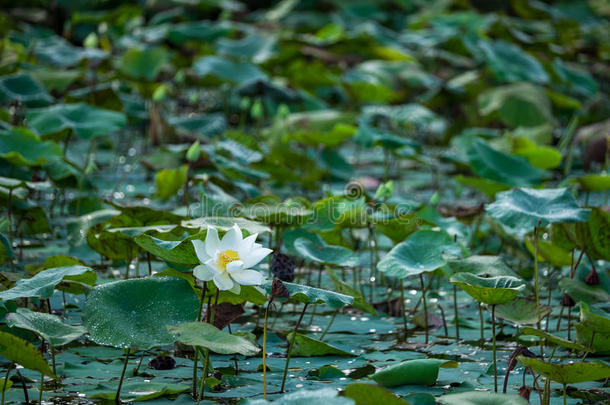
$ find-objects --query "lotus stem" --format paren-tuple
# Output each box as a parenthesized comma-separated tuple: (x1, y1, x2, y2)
(453, 285, 460, 341)
(568, 307, 572, 340)
(195, 287, 220, 403)
(196, 348, 209, 405)
(563, 384, 567, 405)
(280, 303, 309, 392)
(14, 370, 27, 404)
(438, 304, 448, 338)
(320, 309, 338, 341)
(368, 225, 375, 303)
(7, 189, 13, 247)
(420, 274, 428, 344)
(45, 299, 56, 378)
(533, 222, 544, 358)
(134, 352, 145, 376)
(192, 281, 207, 399)
(543, 377, 551, 405)
(400, 281, 408, 343)
(263, 300, 272, 399)
(491, 304, 497, 393)
(479, 303, 484, 343)
(115, 349, 130, 404)
(1, 363, 13, 405)
(38, 372, 43, 405)
(228, 324, 238, 373)
(556, 305, 564, 331)
(210, 288, 220, 324)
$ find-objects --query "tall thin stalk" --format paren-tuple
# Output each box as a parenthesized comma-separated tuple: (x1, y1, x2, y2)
(196, 349, 209, 405)
(400, 281, 408, 343)
(533, 221, 544, 358)
(196, 288, 220, 404)
(45, 299, 56, 376)
(420, 274, 429, 344)
(1, 363, 13, 405)
(192, 282, 207, 399)
(453, 285, 460, 341)
(262, 300, 272, 399)
(479, 303, 484, 342)
(7, 189, 13, 248)
(320, 309, 338, 341)
(38, 373, 43, 405)
(368, 225, 375, 303)
(491, 304, 497, 393)
(115, 349, 130, 404)
(280, 303, 309, 392)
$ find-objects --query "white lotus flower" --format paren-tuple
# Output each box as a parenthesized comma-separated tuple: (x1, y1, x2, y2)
(192, 224, 272, 294)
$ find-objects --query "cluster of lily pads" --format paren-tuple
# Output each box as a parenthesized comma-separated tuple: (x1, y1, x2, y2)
(1, 0, 609, 404)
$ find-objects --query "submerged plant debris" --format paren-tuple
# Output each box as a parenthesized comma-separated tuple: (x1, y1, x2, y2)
(0, 1, 609, 405)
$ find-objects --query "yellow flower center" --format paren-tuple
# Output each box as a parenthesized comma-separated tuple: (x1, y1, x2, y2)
(218, 249, 240, 270)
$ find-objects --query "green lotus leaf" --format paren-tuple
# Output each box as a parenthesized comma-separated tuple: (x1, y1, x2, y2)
(455, 175, 510, 198)
(495, 298, 551, 325)
(371, 358, 458, 387)
(261, 280, 353, 309)
(512, 137, 561, 170)
(0, 265, 94, 301)
(6, 307, 86, 346)
(450, 273, 525, 305)
(118, 47, 168, 81)
(553, 207, 610, 260)
(473, 39, 549, 84)
(478, 82, 553, 127)
(517, 356, 610, 384)
(575, 324, 610, 355)
(378, 230, 461, 279)
(34, 35, 107, 68)
(193, 56, 266, 83)
(83, 277, 199, 350)
(237, 200, 312, 226)
(524, 237, 572, 267)
(467, 139, 546, 186)
(155, 165, 188, 200)
(520, 327, 591, 352)
(344, 383, 409, 405)
(168, 20, 234, 44)
(168, 322, 259, 356)
(486, 187, 590, 230)
(575, 174, 610, 192)
(217, 33, 277, 63)
(0, 73, 53, 107)
(27, 103, 127, 140)
(243, 388, 354, 405)
(438, 391, 528, 405)
(181, 217, 270, 235)
(294, 237, 358, 267)
(558, 278, 610, 304)
(444, 255, 518, 277)
(0, 331, 56, 379)
(373, 212, 422, 244)
(286, 332, 354, 357)
(88, 381, 189, 402)
(579, 302, 610, 336)
(107, 224, 179, 239)
(327, 269, 377, 315)
(133, 234, 199, 266)
(0, 128, 62, 167)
